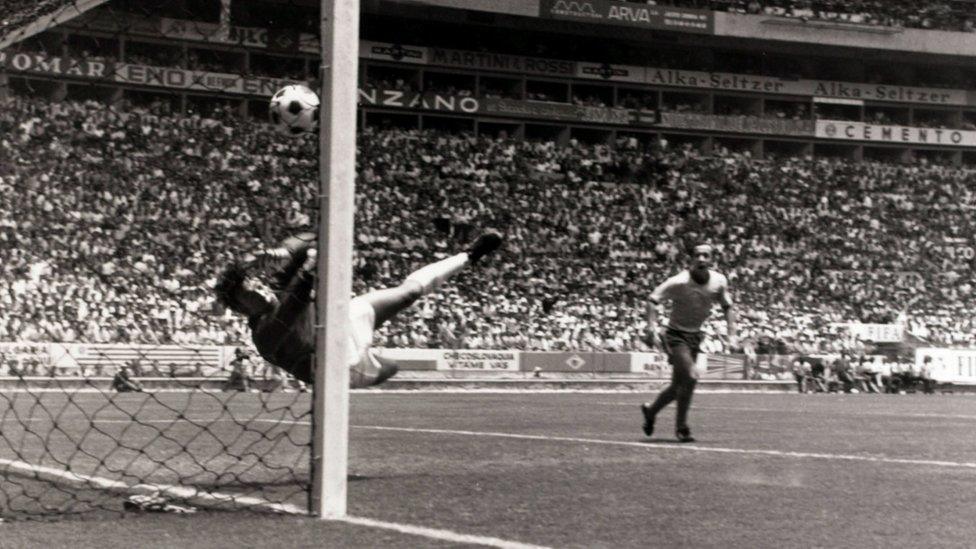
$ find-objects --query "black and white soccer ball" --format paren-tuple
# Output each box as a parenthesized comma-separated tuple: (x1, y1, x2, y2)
(269, 84, 320, 137)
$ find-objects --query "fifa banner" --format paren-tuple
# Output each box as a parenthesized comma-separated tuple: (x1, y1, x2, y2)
(374, 348, 520, 371)
(520, 352, 632, 373)
(656, 112, 814, 137)
(482, 97, 632, 124)
(915, 348, 976, 384)
(846, 323, 903, 343)
(816, 120, 976, 147)
(541, 0, 714, 34)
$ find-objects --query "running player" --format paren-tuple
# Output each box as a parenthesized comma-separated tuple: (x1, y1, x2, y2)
(640, 243, 737, 442)
(215, 231, 503, 388)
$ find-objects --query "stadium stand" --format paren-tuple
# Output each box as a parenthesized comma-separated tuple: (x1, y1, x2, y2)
(2, 96, 975, 354)
(632, 0, 976, 32)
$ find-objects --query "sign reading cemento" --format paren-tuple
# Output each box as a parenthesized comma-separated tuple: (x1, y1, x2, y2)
(816, 120, 976, 146)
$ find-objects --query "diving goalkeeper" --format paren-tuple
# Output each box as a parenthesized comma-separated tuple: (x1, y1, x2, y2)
(215, 231, 502, 388)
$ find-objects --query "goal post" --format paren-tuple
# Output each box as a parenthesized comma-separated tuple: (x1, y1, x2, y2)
(311, 0, 361, 519)
(1, 0, 346, 521)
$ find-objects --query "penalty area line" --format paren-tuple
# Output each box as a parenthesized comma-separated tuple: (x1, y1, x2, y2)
(355, 425, 976, 471)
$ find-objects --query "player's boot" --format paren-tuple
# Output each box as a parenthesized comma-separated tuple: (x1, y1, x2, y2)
(371, 362, 399, 386)
(675, 426, 695, 443)
(467, 232, 503, 263)
(371, 354, 400, 387)
(640, 403, 655, 437)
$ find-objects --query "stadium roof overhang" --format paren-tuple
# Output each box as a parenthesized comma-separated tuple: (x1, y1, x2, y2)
(0, 0, 111, 51)
(365, 0, 976, 69)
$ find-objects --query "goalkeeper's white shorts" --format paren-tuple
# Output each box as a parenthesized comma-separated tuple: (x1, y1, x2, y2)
(347, 296, 381, 388)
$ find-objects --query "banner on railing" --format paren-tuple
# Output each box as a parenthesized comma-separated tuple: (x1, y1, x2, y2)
(374, 348, 520, 371)
(429, 47, 575, 76)
(358, 88, 480, 113)
(482, 97, 632, 124)
(658, 112, 814, 136)
(915, 348, 976, 383)
(816, 120, 976, 147)
(541, 0, 714, 34)
(846, 323, 903, 343)
(64, 13, 972, 107)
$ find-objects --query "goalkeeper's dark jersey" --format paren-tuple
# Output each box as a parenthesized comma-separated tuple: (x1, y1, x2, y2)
(248, 268, 316, 383)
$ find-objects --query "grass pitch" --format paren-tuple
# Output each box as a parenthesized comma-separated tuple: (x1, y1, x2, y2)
(3, 391, 976, 548)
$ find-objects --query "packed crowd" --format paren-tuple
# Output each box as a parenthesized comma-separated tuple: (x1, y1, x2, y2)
(1, 96, 975, 355)
(641, 0, 976, 32)
(0, 1, 73, 42)
(784, 354, 939, 394)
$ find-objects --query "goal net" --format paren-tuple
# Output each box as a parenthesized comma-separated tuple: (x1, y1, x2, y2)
(0, 0, 326, 519)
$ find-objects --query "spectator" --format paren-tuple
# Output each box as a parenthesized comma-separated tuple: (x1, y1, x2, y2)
(111, 365, 144, 392)
(224, 348, 254, 392)
(1, 96, 975, 356)
(791, 358, 812, 393)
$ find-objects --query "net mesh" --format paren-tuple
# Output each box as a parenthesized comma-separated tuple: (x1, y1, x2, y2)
(0, 0, 322, 519)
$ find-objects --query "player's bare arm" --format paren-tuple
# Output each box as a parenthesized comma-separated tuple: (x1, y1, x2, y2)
(645, 297, 661, 350)
(718, 281, 738, 350)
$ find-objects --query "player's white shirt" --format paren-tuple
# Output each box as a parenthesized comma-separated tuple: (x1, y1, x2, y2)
(651, 270, 731, 333)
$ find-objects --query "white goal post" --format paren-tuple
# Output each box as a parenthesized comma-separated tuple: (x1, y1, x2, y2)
(312, 0, 360, 519)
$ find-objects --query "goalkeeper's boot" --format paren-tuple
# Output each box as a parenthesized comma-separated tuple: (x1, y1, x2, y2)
(640, 403, 655, 437)
(372, 363, 399, 387)
(371, 355, 400, 387)
(467, 232, 503, 264)
(675, 426, 696, 443)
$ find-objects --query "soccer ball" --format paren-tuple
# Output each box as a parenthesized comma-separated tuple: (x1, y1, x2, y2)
(269, 85, 319, 136)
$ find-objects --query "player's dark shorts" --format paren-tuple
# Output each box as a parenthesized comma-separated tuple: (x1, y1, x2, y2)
(663, 328, 703, 362)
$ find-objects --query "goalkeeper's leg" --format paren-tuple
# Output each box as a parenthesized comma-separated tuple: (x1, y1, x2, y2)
(363, 232, 502, 328)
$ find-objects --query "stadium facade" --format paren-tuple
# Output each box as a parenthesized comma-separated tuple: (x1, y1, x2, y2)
(2, 0, 976, 164)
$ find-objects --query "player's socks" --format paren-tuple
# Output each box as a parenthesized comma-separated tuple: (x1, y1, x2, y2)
(675, 427, 695, 443)
(467, 232, 503, 263)
(405, 253, 469, 293)
(640, 403, 655, 437)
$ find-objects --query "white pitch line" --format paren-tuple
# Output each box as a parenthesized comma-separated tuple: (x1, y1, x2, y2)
(336, 515, 549, 549)
(595, 402, 976, 421)
(0, 458, 305, 514)
(0, 457, 549, 548)
(356, 425, 976, 470)
(14, 418, 976, 470)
